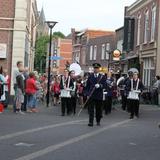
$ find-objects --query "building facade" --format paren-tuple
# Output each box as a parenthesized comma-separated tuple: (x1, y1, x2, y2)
(47, 38, 72, 75)
(0, 0, 15, 77)
(0, 0, 39, 94)
(71, 28, 115, 72)
(86, 35, 116, 73)
(125, 0, 160, 88)
(109, 27, 127, 76)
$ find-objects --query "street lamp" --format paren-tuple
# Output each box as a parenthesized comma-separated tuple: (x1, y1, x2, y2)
(106, 43, 111, 73)
(45, 21, 58, 107)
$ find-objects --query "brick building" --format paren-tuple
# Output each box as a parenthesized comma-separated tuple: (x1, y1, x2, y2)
(71, 28, 115, 72)
(86, 35, 116, 73)
(0, 0, 15, 76)
(47, 38, 72, 75)
(125, 0, 160, 88)
(0, 0, 39, 94)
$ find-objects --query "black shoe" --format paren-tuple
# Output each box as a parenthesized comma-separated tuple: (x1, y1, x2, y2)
(135, 114, 139, 118)
(97, 122, 100, 126)
(88, 123, 93, 127)
(130, 116, 134, 119)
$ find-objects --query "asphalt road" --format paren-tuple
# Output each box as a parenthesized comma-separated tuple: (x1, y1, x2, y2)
(0, 104, 160, 160)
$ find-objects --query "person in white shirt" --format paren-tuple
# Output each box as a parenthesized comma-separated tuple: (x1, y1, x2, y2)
(13, 61, 23, 112)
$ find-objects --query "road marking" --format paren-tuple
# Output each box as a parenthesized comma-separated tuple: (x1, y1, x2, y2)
(0, 119, 87, 141)
(129, 142, 137, 146)
(15, 142, 35, 147)
(15, 119, 131, 160)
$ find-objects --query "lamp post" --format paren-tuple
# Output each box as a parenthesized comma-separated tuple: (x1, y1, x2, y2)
(45, 21, 58, 107)
(106, 43, 111, 73)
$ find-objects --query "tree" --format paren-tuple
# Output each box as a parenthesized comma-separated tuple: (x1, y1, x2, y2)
(34, 35, 49, 73)
(53, 31, 65, 38)
(34, 31, 65, 73)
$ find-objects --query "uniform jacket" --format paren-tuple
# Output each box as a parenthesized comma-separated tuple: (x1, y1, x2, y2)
(105, 77, 114, 97)
(60, 76, 74, 90)
(125, 78, 144, 96)
(86, 73, 106, 100)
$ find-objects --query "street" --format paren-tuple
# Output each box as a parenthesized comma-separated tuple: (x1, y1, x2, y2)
(0, 104, 160, 160)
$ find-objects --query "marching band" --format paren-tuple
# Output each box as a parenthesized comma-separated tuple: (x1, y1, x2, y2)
(0, 61, 146, 126)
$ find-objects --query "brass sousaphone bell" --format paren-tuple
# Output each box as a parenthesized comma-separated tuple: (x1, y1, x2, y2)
(69, 63, 82, 76)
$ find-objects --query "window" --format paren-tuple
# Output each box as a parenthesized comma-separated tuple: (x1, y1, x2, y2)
(106, 43, 110, 60)
(89, 46, 93, 60)
(143, 58, 155, 87)
(144, 10, 149, 43)
(137, 14, 141, 45)
(93, 45, 97, 60)
(75, 52, 80, 63)
(101, 44, 105, 60)
(151, 6, 156, 41)
(82, 48, 86, 65)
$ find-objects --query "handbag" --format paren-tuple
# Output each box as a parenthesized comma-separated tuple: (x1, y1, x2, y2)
(127, 79, 140, 100)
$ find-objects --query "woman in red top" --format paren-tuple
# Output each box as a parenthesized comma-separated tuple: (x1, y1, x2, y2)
(51, 76, 60, 106)
(26, 72, 38, 112)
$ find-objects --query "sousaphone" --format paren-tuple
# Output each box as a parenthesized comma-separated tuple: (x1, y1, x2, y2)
(69, 63, 82, 76)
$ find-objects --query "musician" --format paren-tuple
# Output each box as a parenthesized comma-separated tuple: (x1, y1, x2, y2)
(103, 72, 114, 115)
(60, 69, 74, 116)
(125, 71, 144, 119)
(119, 71, 133, 111)
(69, 70, 77, 115)
(81, 73, 89, 107)
(86, 63, 106, 126)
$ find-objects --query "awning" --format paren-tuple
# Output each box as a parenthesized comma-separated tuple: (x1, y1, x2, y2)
(126, 54, 138, 60)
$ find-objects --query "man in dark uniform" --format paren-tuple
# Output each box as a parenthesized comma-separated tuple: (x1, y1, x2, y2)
(119, 71, 133, 111)
(86, 63, 106, 126)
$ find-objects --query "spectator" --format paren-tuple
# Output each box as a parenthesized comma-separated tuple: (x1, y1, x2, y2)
(0, 66, 5, 113)
(13, 61, 23, 112)
(51, 76, 60, 106)
(15, 66, 25, 114)
(3, 69, 10, 108)
(152, 75, 160, 105)
(26, 72, 38, 112)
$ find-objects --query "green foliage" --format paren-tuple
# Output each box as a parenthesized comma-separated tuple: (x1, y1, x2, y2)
(53, 31, 65, 38)
(34, 32, 65, 73)
(34, 35, 49, 73)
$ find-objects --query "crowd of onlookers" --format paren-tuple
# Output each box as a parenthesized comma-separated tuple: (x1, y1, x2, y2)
(0, 61, 44, 114)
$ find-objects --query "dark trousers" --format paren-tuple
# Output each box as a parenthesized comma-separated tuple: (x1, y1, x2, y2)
(4, 91, 9, 108)
(121, 94, 127, 110)
(13, 84, 17, 112)
(71, 97, 77, 114)
(61, 97, 71, 115)
(129, 99, 139, 117)
(88, 99, 103, 124)
(104, 96, 112, 114)
(21, 94, 27, 111)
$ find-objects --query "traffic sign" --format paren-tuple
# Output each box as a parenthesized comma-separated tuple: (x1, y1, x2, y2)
(50, 56, 63, 60)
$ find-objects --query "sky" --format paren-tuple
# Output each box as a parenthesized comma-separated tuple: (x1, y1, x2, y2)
(37, 0, 136, 36)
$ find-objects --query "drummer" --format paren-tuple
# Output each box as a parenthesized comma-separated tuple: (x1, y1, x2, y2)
(125, 70, 144, 119)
